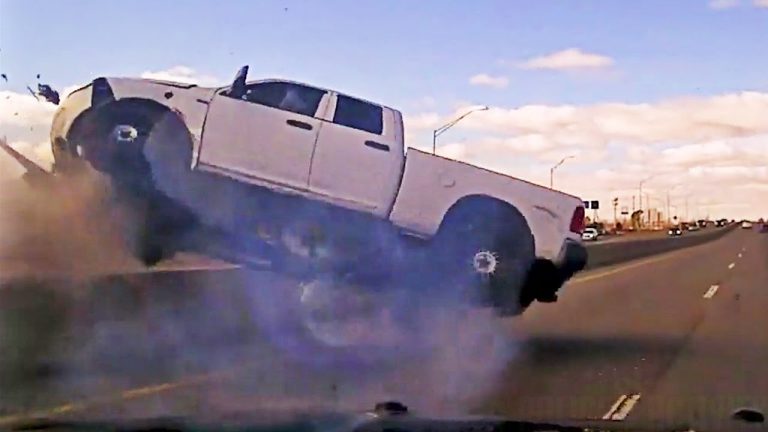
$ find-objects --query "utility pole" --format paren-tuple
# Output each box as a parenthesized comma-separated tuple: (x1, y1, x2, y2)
(666, 191, 671, 225)
(632, 195, 636, 212)
(685, 196, 689, 221)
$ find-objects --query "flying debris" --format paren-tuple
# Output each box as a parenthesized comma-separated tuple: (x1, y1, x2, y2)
(26, 86, 40, 100)
(37, 83, 60, 105)
(1, 73, 7, 82)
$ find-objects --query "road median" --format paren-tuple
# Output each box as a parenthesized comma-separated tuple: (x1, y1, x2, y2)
(585, 226, 737, 270)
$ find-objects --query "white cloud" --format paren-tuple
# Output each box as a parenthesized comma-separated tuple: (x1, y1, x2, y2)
(0, 90, 57, 129)
(140, 66, 222, 87)
(405, 91, 768, 220)
(404, 112, 441, 130)
(458, 91, 768, 145)
(754, 0, 768, 7)
(519, 48, 614, 71)
(709, 0, 740, 9)
(469, 73, 509, 89)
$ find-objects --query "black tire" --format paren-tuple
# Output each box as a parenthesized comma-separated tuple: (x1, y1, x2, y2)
(432, 202, 535, 316)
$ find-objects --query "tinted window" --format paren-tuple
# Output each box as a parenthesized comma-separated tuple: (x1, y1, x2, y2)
(236, 82, 325, 117)
(333, 95, 383, 135)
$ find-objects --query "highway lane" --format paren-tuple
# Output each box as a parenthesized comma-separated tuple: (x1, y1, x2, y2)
(0, 229, 764, 430)
(478, 228, 766, 430)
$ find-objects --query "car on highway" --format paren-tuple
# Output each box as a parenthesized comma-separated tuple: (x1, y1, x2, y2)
(668, 225, 683, 236)
(581, 227, 599, 241)
(6, 68, 589, 318)
(715, 219, 728, 227)
(586, 222, 608, 236)
(741, 220, 753, 229)
(687, 222, 700, 232)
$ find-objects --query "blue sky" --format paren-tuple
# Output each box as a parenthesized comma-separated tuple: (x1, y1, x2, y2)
(2, 0, 768, 219)
(2, 0, 766, 105)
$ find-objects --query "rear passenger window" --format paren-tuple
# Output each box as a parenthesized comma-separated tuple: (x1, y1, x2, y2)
(333, 95, 383, 135)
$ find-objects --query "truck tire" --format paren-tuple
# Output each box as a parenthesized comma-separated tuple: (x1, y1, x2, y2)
(432, 203, 535, 316)
(70, 104, 199, 266)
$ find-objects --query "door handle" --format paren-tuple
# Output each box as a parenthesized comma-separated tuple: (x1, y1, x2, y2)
(286, 119, 313, 131)
(364, 140, 390, 152)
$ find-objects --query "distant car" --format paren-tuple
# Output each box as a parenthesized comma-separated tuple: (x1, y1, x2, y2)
(668, 226, 683, 236)
(582, 227, 599, 241)
(741, 221, 753, 229)
(715, 219, 727, 227)
(697, 220, 708, 229)
(687, 223, 700, 232)
(586, 223, 608, 236)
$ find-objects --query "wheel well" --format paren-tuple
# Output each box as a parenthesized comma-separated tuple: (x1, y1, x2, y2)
(66, 98, 182, 145)
(439, 195, 533, 238)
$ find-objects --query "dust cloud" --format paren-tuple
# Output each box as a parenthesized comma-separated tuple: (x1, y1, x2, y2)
(0, 170, 517, 424)
(0, 172, 139, 280)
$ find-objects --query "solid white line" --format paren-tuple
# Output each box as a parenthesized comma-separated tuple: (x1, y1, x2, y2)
(602, 395, 629, 420)
(703, 285, 719, 299)
(728, 262, 736, 269)
(603, 394, 641, 421)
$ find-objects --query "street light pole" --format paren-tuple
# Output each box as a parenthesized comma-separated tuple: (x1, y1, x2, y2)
(549, 155, 575, 189)
(638, 176, 654, 228)
(432, 106, 489, 155)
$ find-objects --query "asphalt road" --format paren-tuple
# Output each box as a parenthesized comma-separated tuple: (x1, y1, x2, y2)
(0, 228, 765, 431)
(482, 227, 767, 430)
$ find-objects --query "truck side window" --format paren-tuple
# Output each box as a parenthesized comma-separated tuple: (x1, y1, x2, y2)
(238, 82, 325, 117)
(333, 95, 383, 135)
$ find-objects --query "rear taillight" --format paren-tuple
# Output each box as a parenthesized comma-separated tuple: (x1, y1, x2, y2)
(570, 206, 585, 234)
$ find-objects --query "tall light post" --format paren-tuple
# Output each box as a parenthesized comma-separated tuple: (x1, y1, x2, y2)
(432, 106, 489, 155)
(637, 176, 655, 229)
(550, 155, 575, 189)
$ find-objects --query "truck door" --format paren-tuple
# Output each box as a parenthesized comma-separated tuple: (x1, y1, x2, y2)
(199, 81, 329, 190)
(309, 94, 404, 217)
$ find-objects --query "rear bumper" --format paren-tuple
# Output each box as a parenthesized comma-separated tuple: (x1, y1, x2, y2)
(518, 239, 587, 309)
(557, 239, 588, 279)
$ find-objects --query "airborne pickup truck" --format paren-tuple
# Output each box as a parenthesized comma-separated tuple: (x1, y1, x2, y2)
(42, 66, 587, 316)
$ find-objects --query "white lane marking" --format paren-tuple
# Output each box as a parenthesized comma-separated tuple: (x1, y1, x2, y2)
(703, 285, 719, 299)
(738, 253, 743, 258)
(602, 393, 641, 421)
(602, 395, 628, 420)
(728, 262, 736, 270)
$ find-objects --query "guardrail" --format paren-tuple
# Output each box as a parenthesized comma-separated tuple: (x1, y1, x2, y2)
(585, 225, 738, 270)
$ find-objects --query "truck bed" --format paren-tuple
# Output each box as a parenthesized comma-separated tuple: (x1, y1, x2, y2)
(389, 149, 582, 261)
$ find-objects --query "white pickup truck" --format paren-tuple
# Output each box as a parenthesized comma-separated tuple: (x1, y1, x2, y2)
(44, 66, 587, 315)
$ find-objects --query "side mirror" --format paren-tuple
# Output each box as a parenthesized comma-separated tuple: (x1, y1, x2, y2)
(227, 65, 249, 98)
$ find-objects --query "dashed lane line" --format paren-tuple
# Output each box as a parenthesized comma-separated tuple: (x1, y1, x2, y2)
(703, 284, 719, 299)
(728, 262, 736, 270)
